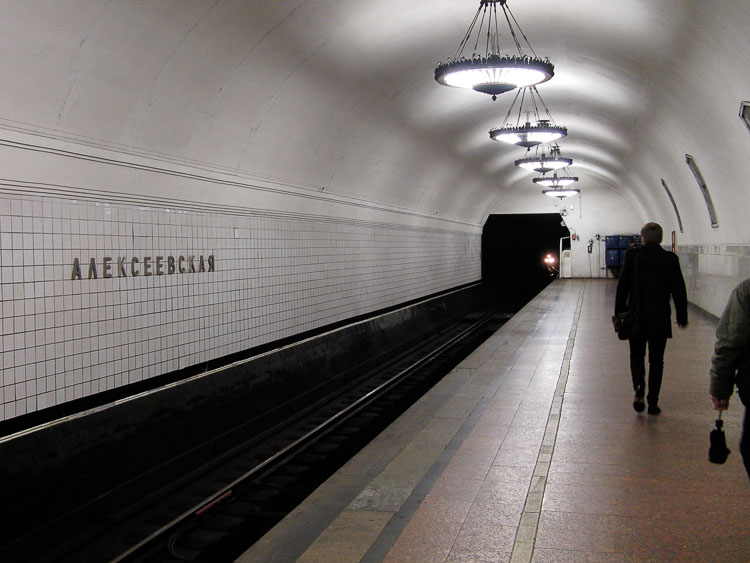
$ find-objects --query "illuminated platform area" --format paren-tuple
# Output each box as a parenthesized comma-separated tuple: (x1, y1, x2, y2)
(239, 279, 750, 562)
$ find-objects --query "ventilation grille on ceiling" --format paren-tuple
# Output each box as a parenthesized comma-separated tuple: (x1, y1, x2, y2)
(660, 179, 684, 233)
(685, 154, 718, 228)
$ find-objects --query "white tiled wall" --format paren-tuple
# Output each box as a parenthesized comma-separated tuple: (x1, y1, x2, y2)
(0, 192, 482, 421)
(678, 244, 750, 318)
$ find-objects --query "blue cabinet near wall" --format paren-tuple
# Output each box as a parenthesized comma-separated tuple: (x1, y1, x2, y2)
(604, 234, 639, 267)
(606, 248, 620, 266)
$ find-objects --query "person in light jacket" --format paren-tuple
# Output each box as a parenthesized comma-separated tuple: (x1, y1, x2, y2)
(710, 277, 750, 479)
(615, 222, 688, 414)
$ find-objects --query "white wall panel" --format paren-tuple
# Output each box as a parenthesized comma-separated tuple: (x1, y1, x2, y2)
(1, 0, 748, 423)
(0, 188, 481, 421)
(678, 245, 750, 318)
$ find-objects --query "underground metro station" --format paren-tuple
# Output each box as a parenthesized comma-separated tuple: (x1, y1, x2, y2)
(0, 1, 749, 561)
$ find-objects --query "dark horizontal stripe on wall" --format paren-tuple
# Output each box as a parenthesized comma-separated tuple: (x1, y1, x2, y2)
(0, 281, 481, 439)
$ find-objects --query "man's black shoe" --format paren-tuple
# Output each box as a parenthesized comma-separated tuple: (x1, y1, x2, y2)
(647, 405, 661, 415)
(633, 393, 645, 413)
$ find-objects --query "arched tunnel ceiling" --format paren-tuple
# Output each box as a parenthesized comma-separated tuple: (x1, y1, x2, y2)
(0, 1, 748, 240)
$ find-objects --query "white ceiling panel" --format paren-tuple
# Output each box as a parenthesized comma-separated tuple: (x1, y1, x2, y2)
(0, 0, 747, 239)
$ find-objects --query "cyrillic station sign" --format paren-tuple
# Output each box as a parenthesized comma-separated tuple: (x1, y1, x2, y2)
(71, 255, 215, 280)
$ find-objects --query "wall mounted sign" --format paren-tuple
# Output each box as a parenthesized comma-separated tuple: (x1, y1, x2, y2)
(71, 254, 215, 280)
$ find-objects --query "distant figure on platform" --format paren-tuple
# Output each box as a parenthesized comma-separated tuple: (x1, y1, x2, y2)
(615, 222, 688, 414)
(710, 278, 750, 480)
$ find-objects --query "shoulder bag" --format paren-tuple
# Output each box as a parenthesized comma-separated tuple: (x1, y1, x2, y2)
(612, 252, 641, 340)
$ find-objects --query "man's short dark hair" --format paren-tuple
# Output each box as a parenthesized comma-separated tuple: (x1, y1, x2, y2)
(641, 222, 663, 245)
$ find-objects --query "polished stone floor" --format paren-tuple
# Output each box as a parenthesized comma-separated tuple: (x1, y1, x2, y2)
(239, 279, 750, 562)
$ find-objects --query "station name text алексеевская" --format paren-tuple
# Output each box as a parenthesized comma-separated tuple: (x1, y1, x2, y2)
(71, 254, 215, 280)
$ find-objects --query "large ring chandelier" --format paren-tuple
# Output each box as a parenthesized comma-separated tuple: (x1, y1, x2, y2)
(491, 120, 567, 148)
(434, 0, 554, 100)
(533, 172, 579, 187)
(489, 87, 567, 147)
(543, 187, 581, 199)
(515, 145, 572, 173)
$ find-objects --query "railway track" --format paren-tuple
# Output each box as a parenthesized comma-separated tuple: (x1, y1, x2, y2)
(4, 307, 510, 562)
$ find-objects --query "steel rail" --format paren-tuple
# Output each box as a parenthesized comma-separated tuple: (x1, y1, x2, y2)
(112, 311, 495, 562)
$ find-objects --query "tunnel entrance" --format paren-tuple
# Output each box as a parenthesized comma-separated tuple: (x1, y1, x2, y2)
(482, 213, 571, 306)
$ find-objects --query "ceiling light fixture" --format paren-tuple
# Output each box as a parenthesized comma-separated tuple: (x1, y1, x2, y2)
(515, 145, 572, 173)
(434, 0, 554, 100)
(533, 173, 579, 187)
(489, 86, 567, 147)
(542, 187, 580, 199)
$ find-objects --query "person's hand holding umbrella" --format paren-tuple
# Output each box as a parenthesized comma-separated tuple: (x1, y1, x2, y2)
(709, 395, 731, 464)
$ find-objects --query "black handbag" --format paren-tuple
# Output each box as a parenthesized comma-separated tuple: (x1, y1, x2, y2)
(613, 310, 640, 340)
(612, 251, 641, 340)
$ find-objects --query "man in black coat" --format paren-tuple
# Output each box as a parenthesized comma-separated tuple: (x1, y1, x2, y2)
(615, 222, 688, 414)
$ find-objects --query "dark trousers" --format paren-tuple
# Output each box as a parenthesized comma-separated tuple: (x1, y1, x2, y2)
(741, 407, 750, 480)
(737, 379, 750, 480)
(629, 335, 668, 405)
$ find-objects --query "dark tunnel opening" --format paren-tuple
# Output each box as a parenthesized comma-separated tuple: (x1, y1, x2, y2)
(482, 213, 571, 306)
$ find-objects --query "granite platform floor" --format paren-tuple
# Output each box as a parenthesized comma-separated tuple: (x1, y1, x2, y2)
(238, 279, 750, 563)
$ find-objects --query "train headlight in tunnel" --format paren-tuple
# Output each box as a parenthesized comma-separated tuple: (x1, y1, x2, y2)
(543, 253, 558, 275)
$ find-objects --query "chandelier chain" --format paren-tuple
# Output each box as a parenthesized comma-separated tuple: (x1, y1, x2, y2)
(503, 4, 538, 57)
(530, 88, 541, 123)
(481, 4, 492, 55)
(435, 0, 555, 99)
(517, 87, 528, 126)
(486, 2, 505, 55)
(505, 86, 560, 128)
(532, 86, 558, 126)
(454, 7, 483, 59)
(500, 4, 524, 55)
(455, 1, 530, 59)
(501, 88, 523, 127)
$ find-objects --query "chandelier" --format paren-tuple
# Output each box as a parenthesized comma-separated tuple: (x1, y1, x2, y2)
(489, 87, 567, 147)
(515, 145, 572, 173)
(543, 187, 580, 199)
(533, 172, 579, 187)
(434, 0, 553, 100)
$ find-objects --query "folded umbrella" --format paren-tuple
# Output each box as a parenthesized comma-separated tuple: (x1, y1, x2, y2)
(709, 411, 731, 464)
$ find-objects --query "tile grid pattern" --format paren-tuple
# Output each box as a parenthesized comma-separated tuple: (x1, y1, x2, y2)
(0, 192, 481, 421)
(678, 244, 750, 317)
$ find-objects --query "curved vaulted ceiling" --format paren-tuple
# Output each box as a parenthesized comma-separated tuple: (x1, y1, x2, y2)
(1, 1, 748, 242)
